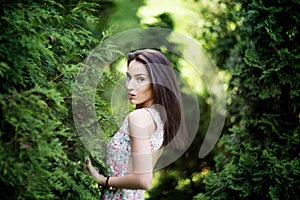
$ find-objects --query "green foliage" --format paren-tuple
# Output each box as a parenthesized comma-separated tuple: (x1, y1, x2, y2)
(0, 0, 119, 199)
(196, 0, 300, 199)
(103, 0, 144, 33)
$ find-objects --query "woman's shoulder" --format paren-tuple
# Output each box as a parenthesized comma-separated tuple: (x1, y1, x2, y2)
(127, 109, 156, 137)
(127, 108, 153, 124)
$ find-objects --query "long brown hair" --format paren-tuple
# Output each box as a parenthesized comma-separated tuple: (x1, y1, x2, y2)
(126, 49, 187, 150)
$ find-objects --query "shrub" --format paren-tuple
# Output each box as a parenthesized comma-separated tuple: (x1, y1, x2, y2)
(196, 0, 300, 199)
(0, 0, 118, 199)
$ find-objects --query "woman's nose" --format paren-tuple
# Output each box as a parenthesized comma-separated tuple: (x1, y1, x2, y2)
(126, 79, 135, 90)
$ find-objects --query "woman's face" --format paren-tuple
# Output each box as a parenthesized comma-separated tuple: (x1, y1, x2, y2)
(126, 59, 154, 108)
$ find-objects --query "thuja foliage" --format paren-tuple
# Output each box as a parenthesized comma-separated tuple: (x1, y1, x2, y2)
(0, 0, 119, 199)
(196, 0, 300, 199)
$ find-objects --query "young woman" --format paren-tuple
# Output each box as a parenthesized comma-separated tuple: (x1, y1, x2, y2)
(86, 49, 187, 199)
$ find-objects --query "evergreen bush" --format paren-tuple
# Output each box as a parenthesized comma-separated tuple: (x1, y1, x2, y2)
(196, 0, 300, 199)
(0, 0, 118, 199)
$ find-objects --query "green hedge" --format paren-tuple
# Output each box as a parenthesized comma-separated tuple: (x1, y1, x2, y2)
(0, 1, 117, 199)
(196, 0, 300, 199)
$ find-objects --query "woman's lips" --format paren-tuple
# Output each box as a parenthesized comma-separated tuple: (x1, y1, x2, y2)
(128, 93, 136, 98)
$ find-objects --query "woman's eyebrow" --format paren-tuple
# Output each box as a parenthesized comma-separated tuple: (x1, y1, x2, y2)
(133, 73, 147, 77)
(126, 72, 147, 77)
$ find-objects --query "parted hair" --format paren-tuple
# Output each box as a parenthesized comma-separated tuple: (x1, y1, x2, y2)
(126, 49, 187, 150)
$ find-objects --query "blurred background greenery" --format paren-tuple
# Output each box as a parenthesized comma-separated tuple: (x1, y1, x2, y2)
(1, 0, 299, 199)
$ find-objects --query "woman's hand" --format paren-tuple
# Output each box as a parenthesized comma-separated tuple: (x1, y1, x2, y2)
(86, 156, 106, 185)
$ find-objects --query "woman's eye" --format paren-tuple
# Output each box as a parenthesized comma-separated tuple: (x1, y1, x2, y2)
(137, 77, 145, 82)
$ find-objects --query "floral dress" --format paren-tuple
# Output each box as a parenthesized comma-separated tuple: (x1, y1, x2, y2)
(102, 108, 164, 200)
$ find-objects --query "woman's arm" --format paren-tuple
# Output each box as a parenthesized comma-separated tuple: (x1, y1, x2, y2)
(86, 109, 156, 190)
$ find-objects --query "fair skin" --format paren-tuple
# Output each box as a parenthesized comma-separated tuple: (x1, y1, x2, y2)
(86, 59, 159, 190)
(126, 59, 154, 108)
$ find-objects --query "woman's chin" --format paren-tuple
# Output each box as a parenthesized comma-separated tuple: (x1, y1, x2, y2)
(129, 99, 138, 105)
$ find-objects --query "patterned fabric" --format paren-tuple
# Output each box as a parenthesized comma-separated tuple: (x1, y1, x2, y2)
(102, 108, 164, 200)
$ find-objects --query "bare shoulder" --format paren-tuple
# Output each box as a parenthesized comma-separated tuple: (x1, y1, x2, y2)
(128, 109, 154, 125)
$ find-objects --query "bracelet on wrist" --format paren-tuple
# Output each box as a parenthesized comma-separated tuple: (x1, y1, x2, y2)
(103, 176, 115, 191)
(105, 177, 110, 188)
